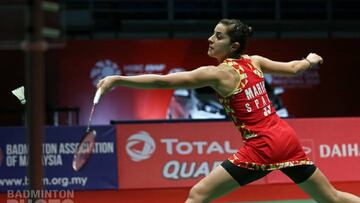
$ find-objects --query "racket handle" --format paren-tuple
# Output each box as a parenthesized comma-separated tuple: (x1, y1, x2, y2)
(93, 88, 103, 104)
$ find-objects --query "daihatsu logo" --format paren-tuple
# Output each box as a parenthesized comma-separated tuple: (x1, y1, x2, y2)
(303, 146, 312, 155)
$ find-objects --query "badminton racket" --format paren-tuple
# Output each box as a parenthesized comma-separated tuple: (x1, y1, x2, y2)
(72, 88, 103, 171)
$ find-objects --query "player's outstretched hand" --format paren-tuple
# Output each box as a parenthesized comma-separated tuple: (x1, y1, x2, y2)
(96, 76, 118, 95)
(306, 53, 324, 65)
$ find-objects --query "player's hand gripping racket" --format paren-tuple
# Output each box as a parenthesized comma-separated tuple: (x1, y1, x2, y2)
(72, 88, 103, 171)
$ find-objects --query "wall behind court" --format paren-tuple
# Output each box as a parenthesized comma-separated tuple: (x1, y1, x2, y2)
(1, 39, 359, 126)
(58, 39, 360, 124)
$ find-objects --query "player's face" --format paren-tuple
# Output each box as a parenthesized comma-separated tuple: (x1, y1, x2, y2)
(207, 23, 233, 61)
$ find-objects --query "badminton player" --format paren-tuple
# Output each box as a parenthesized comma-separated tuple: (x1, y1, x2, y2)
(97, 19, 360, 203)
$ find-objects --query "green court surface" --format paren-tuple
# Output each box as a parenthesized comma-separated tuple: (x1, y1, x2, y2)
(233, 200, 316, 203)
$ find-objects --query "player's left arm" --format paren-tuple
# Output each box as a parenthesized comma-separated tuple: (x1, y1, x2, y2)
(251, 53, 323, 75)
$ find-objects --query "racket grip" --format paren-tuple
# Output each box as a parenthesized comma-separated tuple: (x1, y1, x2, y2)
(93, 88, 103, 104)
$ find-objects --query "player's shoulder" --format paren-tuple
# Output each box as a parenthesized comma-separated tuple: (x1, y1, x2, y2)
(249, 55, 266, 68)
(195, 65, 218, 72)
(249, 55, 265, 62)
(193, 65, 222, 76)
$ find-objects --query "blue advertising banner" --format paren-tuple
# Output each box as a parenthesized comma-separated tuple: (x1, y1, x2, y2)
(0, 126, 118, 191)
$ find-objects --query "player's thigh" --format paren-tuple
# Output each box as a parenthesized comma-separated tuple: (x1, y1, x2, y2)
(192, 160, 271, 199)
(298, 168, 339, 202)
(190, 164, 239, 200)
(281, 166, 338, 202)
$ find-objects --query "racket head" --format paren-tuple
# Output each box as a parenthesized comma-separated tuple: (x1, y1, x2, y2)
(72, 129, 97, 171)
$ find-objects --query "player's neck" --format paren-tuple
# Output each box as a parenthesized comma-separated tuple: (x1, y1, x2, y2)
(218, 53, 241, 62)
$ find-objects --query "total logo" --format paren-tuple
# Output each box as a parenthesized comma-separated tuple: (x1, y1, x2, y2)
(126, 131, 156, 162)
(90, 59, 121, 87)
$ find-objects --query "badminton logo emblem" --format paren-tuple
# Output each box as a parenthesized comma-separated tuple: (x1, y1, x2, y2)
(126, 131, 156, 162)
(90, 59, 121, 87)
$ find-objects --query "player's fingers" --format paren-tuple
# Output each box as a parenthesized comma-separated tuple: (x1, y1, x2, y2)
(96, 79, 103, 88)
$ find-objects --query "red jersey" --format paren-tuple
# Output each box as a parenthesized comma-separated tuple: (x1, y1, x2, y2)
(218, 58, 313, 170)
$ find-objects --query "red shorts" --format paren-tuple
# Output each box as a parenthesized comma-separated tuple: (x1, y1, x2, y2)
(228, 118, 313, 170)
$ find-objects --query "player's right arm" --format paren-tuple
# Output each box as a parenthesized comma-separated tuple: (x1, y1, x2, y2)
(97, 66, 218, 90)
(96, 64, 238, 97)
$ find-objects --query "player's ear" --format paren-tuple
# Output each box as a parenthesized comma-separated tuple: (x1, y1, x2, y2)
(231, 42, 240, 52)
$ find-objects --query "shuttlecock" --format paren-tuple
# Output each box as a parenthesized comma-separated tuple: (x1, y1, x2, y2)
(11, 86, 26, 105)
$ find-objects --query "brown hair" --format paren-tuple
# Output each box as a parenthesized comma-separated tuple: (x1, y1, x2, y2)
(219, 19, 253, 54)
